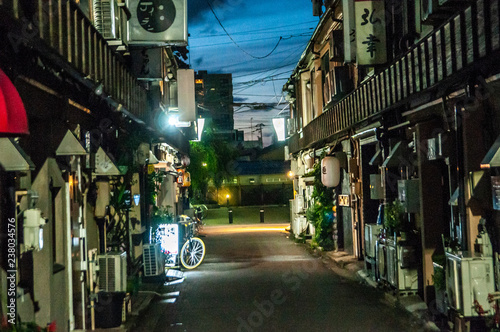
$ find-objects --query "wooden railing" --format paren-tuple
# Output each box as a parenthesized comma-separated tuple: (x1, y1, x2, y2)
(0, 0, 147, 119)
(289, 0, 499, 154)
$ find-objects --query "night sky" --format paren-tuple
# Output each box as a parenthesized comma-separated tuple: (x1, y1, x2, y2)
(187, 0, 318, 146)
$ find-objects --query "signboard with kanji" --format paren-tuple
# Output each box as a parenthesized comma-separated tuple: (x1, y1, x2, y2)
(355, 0, 387, 65)
(343, 0, 356, 63)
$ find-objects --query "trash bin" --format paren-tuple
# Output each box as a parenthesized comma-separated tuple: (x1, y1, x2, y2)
(95, 291, 126, 328)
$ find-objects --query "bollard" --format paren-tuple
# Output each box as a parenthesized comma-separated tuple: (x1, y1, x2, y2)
(228, 208, 233, 224)
(260, 208, 264, 223)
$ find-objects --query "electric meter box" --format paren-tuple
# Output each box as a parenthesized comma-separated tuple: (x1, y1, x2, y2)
(397, 179, 420, 213)
(370, 174, 384, 200)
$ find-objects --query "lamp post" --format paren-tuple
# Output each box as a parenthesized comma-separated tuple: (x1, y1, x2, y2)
(227, 194, 233, 224)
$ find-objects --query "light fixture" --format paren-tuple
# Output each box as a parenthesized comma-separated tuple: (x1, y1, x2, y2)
(197, 118, 205, 141)
(168, 114, 179, 126)
(94, 82, 103, 96)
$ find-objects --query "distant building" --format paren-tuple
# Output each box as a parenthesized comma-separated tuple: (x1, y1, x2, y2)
(207, 143, 292, 206)
(195, 71, 234, 139)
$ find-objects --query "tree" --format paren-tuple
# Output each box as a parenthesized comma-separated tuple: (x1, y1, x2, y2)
(188, 130, 238, 203)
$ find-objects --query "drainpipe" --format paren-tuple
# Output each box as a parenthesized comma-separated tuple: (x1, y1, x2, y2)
(78, 158, 86, 330)
(454, 103, 467, 250)
(65, 180, 75, 331)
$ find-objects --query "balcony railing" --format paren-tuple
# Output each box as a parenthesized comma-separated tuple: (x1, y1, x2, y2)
(0, 0, 147, 119)
(289, 0, 500, 154)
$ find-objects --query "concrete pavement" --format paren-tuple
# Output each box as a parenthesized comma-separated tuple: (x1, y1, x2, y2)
(90, 222, 441, 331)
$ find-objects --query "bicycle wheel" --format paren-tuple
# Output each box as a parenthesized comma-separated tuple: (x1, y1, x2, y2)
(180, 237, 206, 269)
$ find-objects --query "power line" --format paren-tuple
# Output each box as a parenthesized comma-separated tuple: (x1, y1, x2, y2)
(206, 0, 283, 60)
(189, 32, 311, 49)
(189, 20, 318, 39)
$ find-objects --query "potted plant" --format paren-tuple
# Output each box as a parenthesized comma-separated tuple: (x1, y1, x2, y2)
(432, 253, 447, 315)
(384, 200, 404, 236)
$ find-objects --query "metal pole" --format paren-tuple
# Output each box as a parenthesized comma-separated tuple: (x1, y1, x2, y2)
(228, 208, 233, 224)
(260, 208, 264, 223)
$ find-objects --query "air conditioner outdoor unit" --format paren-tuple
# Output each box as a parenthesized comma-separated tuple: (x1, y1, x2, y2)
(143, 243, 165, 277)
(93, 0, 119, 39)
(446, 252, 495, 317)
(385, 243, 418, 291)
(126, 0, 187, 46)
(364, 224, 383, 258)
(98, 252, 127, 292)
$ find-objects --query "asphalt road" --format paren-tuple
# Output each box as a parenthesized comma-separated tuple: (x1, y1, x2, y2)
(138, 224, 424, 332)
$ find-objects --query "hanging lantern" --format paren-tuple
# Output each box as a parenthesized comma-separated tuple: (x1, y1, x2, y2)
(321, 156, 340, 187)
(182, 171, 191, 187)
(176, 169, 184, 185)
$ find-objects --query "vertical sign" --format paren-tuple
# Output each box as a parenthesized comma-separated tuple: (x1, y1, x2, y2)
(177, 69, 196, 122)
(343, 0, 357, 63)
(355, 0, 387, 65)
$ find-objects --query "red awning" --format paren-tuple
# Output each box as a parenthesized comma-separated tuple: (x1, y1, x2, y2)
(0, 68, 29, 135)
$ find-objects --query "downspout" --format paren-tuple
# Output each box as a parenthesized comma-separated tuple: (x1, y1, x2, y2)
(78, 158, 86, 330)
(65, 181, 75, 331)
(454, 103, 467, 250)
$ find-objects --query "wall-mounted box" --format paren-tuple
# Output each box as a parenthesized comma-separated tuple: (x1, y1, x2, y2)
(397, 179, 420, 213)
(370, 174, 384, 200)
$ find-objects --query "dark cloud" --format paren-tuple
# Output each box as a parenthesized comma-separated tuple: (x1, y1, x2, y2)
(188, 0, 247, 24)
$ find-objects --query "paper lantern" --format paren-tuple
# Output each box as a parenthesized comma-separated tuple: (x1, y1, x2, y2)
(321, 157, 340, 187)
(176, 169, 184, 185)
(182, 171, 191, 187)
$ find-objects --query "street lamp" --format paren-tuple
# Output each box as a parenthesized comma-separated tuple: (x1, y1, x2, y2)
(226, 194, 230, 207)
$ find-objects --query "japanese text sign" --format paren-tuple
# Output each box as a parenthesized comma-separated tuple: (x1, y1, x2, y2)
(355, 0, 387, 65)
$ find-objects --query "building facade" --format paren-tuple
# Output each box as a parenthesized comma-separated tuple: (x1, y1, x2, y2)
(195, 70, 235, 137)
(286, 0, 500, 328)
(0, 0, 194, 330)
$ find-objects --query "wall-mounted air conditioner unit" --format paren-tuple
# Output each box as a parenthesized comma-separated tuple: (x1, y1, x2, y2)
(446, 252, 495, 317)
(93, 0, 119, 39)
(385, 243, 418, 291)
(126, 0, 187, 46)
(98, 252, 127, 292)
(92, 0, 129, 48)
(143, 243, 165, 277)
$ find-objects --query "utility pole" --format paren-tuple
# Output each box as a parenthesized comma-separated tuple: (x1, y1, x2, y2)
(250, 118, 253, 141)
(255, 123, 264, 148)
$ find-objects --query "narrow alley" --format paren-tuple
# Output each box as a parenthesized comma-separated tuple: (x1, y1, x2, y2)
(138, 224, 424, 332)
